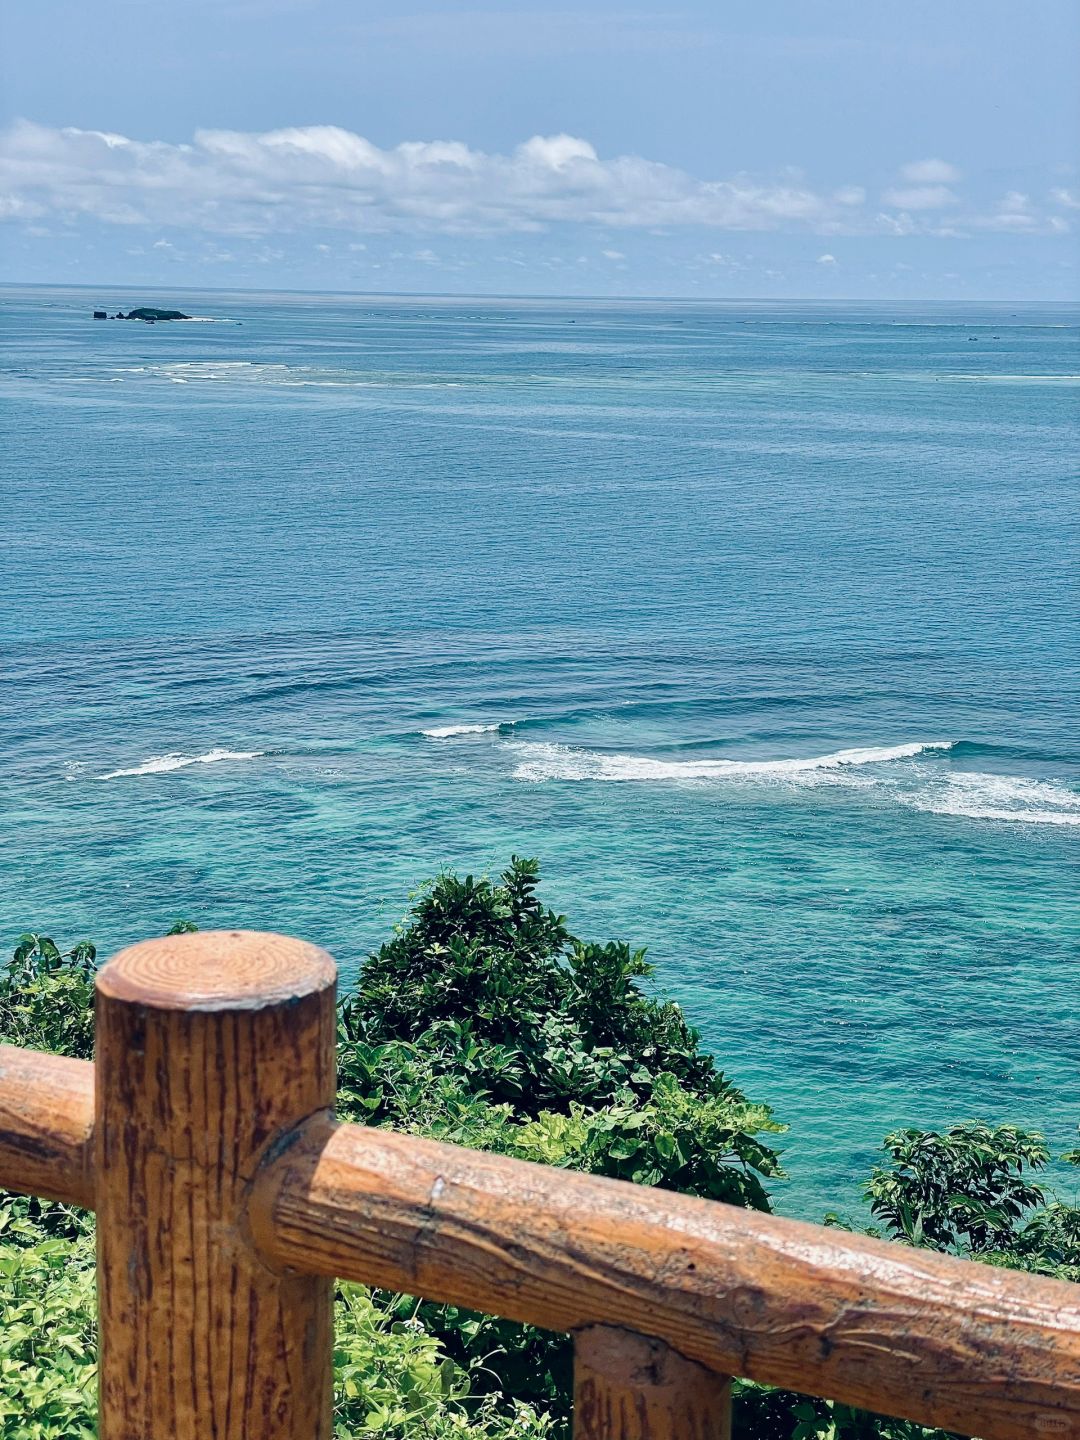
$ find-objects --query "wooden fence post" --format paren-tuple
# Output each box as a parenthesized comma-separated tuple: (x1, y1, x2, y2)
(574, 1326, 732, 1440)
(94, 930, 337, 1440)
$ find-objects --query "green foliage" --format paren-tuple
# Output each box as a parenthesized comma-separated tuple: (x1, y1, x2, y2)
(0, 933, 96, 1060)
(731, 1384, 962, 1440)
(865, 1122, 1080, 1284)
(0, 1203, 97, 1440)
(333, 1287, 553, 1439)
(346, 858, 709, 1102)
(343, 857, 785, 1205)
(577, 1072, 783, 1208)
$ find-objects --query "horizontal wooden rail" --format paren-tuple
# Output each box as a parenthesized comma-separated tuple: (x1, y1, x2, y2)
(1, 932, 1079, 1440)
(0, 1044, 94, 1207)
(250, 1112, 1080, 1440)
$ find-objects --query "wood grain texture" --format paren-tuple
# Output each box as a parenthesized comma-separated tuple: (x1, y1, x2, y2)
(0, 1044, 94, 1207)
(95, 927, 337, 1010)
(95, 931, 337, 1440)
(574, 1326, 731, 1440)
(252, 1116, 1080, 1440)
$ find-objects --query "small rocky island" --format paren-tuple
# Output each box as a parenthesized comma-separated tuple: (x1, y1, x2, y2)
(94, 307, 191, 321)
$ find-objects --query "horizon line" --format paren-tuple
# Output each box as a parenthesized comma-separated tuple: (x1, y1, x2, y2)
(2, 280, 1077, 307)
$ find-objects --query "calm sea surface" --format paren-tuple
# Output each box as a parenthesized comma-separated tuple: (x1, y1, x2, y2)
(2, 285, 1078, 1216)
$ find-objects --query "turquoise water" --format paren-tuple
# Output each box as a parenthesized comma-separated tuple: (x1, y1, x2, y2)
(3, 285, 1078, 1217)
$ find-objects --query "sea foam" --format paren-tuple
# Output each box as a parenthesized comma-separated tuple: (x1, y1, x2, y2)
(98, 748, 264, 780)
(423, 721, 515, 738)
(510, 740, 952, 783)
(508, 739, 1080, 827)
(905, 772, 1080, 827)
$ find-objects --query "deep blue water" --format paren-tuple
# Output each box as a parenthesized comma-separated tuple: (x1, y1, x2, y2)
(2, 285, 1078, 1217)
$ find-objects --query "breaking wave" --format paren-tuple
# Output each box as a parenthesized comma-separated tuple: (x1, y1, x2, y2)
(509, 740, 952, 782)
(422, 721, 517, 739)
(98, 748, 265, 779)
(507, 738, 1080, 827)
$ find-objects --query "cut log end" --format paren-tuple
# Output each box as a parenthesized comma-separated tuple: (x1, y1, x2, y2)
(95, 929, 336, 1010)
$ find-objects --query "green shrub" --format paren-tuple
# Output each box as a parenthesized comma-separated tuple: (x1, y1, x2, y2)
(333, 1286, 553, 1439)
(335, 858, 785, 1429)
(342, 857, 786, 1205)
(0, 934, 97, 1061)
(862, 1122, 1080, 1283)
(0, 1202, 97, 1440)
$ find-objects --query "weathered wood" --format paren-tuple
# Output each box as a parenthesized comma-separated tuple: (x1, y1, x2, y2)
(0, 1045, 94, 1207)
(252, 1115, 1080, 1440)
(574, 1326, 732, 1440)
(95, 930, 337, 1440)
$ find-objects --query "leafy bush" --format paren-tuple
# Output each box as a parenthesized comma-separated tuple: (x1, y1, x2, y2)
(0, 1202, 96, 1440)
(333, 1287, 553, 1440)
(342, 857, 785, 1207)
(863, 1123, 1080, 1283)
(0, 934, 97, 1061)
(334, 858, 786, 1425)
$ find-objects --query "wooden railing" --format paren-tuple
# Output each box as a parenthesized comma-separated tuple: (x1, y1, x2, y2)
(1, 930, 1078, 1439)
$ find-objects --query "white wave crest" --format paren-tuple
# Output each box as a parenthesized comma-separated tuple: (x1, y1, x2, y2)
(423, 721, 514, 739)
(510, 740, 952, 783)
(98, 748, 264, 779)
(906, 772, 1080, 827)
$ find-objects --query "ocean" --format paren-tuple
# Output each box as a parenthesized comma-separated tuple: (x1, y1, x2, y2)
(2, 284, 1078, 1217)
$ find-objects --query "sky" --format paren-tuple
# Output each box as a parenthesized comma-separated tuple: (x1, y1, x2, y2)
(2, 0, 1078, 299)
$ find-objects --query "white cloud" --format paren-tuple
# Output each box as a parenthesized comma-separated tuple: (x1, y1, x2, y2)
(602, 248, 626, 260)
(0, 120, 849, 239)
(1051, 187, 1080, 210)
(976, 191, 1038, 232)
(899, 158, 961, 184)
(876, 211, 918, 236)
(881, 184, 957, 210)
(817, 253, 837, 264)
(0, 193, 43, 219)
(516, 134, 598, 169)
(0, 121, 1067, 247)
